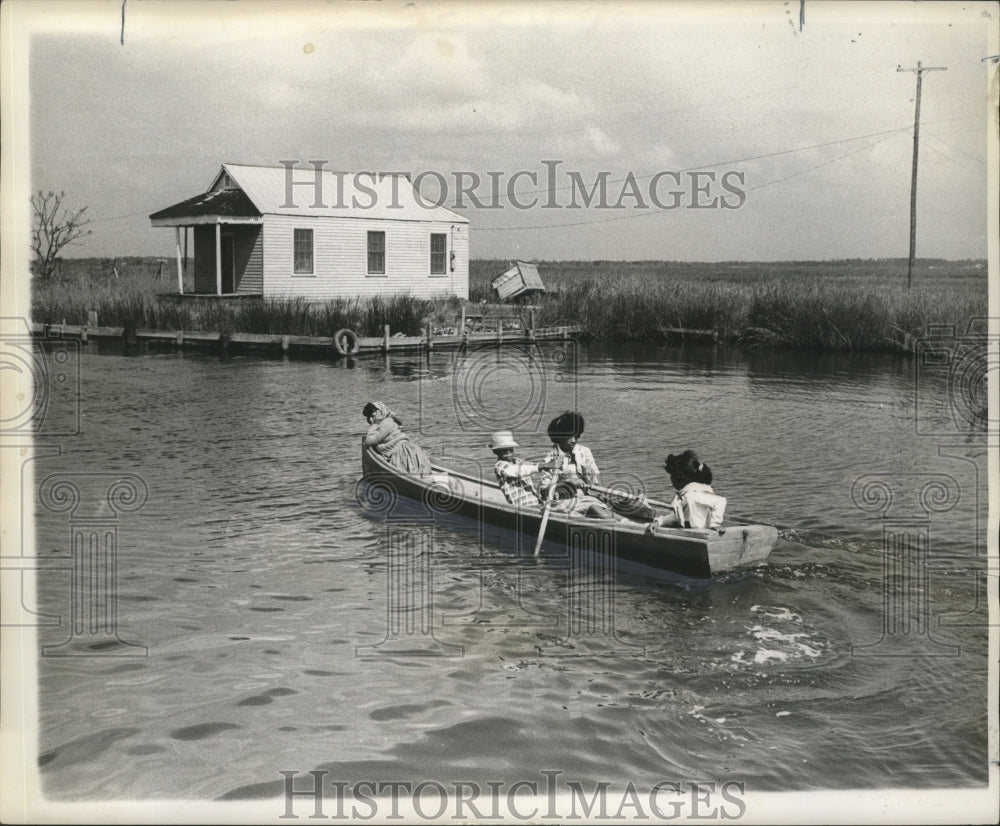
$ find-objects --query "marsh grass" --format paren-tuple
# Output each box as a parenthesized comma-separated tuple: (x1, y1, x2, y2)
(33, 257, 987, 353)
(738, 283, 982, 351)
(473, 258, 986, 352)
(31, 260, 439, 337)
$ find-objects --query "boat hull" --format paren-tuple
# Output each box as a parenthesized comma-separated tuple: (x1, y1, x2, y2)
(360, 448, 777, 578)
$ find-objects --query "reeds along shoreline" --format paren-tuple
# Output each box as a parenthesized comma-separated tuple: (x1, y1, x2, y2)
(30, 258, 987, 354)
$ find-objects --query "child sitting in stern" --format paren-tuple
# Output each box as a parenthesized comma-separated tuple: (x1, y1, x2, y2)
(646, 450, 726, 533)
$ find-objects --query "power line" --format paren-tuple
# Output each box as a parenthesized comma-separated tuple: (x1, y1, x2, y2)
(80, 126, 914, 233)
(473, 128, 906, 232)
(465, 123, 915, 207)
(83, 114, 976, 233)
(448, 115, 976, 214)
(921, 140, 985, 177)
(924, 134, 986, 167)
(743, 132, 902, 194)
(88, 210, 154, 226)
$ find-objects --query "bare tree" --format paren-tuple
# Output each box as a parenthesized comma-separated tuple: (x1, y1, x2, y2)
(31, 190, 92, 281)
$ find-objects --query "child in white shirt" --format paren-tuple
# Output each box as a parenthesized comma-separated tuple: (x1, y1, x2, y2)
(647, 450, 726, 533)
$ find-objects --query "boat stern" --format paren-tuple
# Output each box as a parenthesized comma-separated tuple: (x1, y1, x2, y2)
(708, 524, 779, 573)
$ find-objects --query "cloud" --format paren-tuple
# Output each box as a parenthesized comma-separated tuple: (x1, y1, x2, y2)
(341, 38, 600, 144)
(18, 0, 992, 260)
(388, 33, 490, 101)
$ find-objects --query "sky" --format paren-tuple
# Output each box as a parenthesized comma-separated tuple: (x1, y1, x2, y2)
(6, 0, 998, 262)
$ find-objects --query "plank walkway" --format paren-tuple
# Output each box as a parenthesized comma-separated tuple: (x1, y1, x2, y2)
(28, 321, 584, 355)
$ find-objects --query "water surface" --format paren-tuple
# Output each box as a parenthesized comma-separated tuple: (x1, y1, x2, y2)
(30, 340, 989, 803)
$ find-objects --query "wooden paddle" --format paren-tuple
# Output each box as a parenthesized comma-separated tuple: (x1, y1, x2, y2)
(588, 483, 663, 507)
(532, 452, 562, 557)
(587, 483, 662, 521)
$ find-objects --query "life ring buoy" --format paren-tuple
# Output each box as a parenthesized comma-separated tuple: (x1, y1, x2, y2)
(333, 328, 360, 356)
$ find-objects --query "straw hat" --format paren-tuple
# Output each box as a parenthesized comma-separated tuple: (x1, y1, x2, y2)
(488, 430, 519, 450)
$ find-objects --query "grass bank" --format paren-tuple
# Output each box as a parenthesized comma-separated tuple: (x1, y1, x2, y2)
(30, 258, 446, 338)
(31, 257, 987, 353)
(469, 259, 986, 352)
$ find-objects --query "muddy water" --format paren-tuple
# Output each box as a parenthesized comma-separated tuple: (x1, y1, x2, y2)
(28, 340, 989, 807)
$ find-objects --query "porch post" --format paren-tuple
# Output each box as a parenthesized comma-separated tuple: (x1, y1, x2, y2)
(183, 227, 188, 293)
(175, 226, 184, 295)
(215, 222, 222, 295)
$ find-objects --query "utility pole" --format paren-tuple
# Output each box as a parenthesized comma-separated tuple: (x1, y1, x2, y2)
(897, 61, 946, 289)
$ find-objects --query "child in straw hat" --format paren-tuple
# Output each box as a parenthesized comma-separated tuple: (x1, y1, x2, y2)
(490, 431, 556, 509)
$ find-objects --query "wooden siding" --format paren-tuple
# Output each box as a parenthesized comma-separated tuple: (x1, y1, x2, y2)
(260, 214, 469, 300)
(192, 225, 262, 293)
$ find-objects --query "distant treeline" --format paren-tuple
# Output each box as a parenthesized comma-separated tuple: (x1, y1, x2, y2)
(31, 257, 988, 353)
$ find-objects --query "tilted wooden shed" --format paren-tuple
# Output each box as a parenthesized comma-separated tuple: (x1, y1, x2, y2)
(491, 261, 546, 300)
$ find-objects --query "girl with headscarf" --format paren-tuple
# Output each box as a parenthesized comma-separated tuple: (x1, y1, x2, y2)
(362, 401, 432, 475)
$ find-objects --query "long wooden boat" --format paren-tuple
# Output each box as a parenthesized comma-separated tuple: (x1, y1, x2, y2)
(360, 447, 778, 579)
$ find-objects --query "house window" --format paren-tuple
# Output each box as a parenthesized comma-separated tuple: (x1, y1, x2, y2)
(367, 231, 385, 275)
(294, 228, 313, 274)
(430, 233, 447, 275)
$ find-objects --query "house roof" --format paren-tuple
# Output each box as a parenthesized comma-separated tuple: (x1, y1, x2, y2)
(150, 163, 469, 226)
(149, 188, 262, 222)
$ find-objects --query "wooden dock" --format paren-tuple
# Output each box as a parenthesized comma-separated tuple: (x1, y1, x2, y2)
(28, 321, 583, 356)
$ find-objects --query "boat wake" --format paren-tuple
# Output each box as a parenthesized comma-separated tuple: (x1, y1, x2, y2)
(728, 605, 830, 669)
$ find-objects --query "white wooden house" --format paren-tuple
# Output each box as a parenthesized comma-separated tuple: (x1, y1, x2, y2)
(149, 163, 469, 300)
